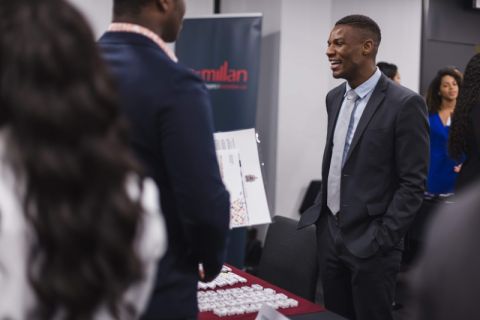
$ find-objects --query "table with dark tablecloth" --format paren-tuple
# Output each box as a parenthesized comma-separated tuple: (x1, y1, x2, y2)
(199, 265, 325, 320)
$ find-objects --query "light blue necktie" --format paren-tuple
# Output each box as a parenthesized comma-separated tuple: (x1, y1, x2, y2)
(327, 89, 358, 215)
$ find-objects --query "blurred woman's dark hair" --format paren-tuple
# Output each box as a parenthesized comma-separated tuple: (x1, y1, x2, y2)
(449, 53, 480, 160)
(0, 0, 145, 318)
(376, 61, 398, 80)
(425, 67, 463, 114)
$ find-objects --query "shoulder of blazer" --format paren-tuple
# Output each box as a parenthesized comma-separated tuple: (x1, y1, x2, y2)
(110, 35, 203, 88)
(382, 75, 421, 103)
(99, 31, 186, 74)
(326, 82, 347, 105)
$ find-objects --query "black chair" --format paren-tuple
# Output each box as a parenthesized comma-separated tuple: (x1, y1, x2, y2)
(257, 215, 318, 302)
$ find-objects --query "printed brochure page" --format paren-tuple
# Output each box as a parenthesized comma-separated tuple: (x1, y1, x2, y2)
(214, 128, 271, 228)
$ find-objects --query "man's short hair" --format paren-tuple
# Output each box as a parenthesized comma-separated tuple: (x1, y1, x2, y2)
(377, 62, 398, 80)
(113, 0, 152, 16)
(335, 14, 381, 48)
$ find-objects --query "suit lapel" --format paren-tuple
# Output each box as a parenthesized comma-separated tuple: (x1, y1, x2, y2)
(326, 84, 347, 146)
(299, 84, 346, 229)
(343, 76, 389, 165)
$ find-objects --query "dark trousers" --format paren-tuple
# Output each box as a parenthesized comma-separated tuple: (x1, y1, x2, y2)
(317, 214, 402, 320)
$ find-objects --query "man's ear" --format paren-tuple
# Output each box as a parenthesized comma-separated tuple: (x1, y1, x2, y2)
(154, 0, 170, 13)
(362, 39, 374, 56)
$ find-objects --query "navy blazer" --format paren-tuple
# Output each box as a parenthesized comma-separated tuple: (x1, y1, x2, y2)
(99, 32, 230, 318)
(299, 75, 429, 258)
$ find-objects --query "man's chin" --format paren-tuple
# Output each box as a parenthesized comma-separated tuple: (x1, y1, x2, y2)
(332, 72, 343, 79)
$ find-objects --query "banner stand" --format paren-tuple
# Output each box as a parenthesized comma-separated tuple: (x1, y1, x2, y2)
(176, 14, 263, 269)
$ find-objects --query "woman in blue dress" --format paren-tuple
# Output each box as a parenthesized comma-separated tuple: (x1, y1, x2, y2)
(425, 67, 463, 195)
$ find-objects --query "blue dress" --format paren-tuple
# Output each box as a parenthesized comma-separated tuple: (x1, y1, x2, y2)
(427, 113, 459, 194)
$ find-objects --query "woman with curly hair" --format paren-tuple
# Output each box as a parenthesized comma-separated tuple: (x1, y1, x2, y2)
(0, 0, 166, 319)
(425, 67, 463, 195)
(449, 53, 480, 192)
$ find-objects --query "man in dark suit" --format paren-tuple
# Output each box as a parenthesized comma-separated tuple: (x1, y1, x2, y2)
(98, 0, 230, 319)
(298, 15, 429, 320)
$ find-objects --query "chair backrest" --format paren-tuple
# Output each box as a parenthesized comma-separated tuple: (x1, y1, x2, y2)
(257, 215, 318, 301)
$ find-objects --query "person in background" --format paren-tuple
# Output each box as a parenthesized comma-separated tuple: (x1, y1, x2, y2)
(449, 53, 480, 192)
(447, 65, 464, 82)
(98, 0, 231, 319)
(425, 67, 463, 195)
(0, 0, 166, 319)
(298, 14, 429, 320)
(377, 61, 401, 84)
(410, 182, 480, 320)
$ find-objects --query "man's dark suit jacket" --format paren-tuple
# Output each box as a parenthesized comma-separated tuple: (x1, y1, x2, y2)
(299, 75, 429, 258)
(99, 32, 230, 318)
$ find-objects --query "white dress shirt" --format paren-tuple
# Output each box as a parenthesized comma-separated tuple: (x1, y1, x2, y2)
(343, 68, 382, 159)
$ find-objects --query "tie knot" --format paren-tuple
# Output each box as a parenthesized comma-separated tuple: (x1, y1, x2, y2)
(346, 90, 358, 101)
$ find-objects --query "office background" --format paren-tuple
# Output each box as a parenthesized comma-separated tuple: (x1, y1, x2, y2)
(69, 0, 479, 224)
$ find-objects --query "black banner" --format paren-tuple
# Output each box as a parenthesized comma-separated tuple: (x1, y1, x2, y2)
(176, 14, 262, 131)
(175, 14, 263, 269)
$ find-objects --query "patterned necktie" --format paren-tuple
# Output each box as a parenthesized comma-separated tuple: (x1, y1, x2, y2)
(327, 89, 358, 215)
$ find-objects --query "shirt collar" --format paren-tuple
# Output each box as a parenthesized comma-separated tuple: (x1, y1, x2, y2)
(108, 23, 178, 63)
(345, 68, 382, 99)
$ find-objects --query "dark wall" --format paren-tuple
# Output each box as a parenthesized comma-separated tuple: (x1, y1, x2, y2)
(420, 0, 480, 94)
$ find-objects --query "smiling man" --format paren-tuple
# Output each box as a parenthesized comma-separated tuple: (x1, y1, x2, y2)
(298, 15, 429, 320)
